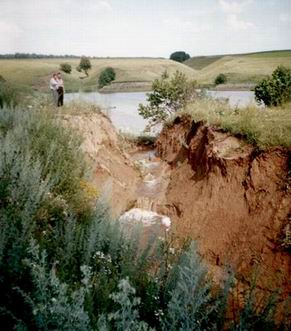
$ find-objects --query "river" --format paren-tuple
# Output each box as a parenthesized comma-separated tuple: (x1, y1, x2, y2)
(65, 90, 256, 134)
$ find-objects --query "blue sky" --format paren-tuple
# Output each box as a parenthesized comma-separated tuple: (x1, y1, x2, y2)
(0, 0, 290, 56)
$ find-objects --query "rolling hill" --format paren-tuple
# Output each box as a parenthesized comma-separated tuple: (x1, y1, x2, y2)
(185, 50, 291, 86)
(0, 58, 198, 93)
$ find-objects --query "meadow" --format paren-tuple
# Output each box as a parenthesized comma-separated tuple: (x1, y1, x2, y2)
(1, 50, 291, 93)
(0, 58, 197, 93)
(185, 50, 291, 86)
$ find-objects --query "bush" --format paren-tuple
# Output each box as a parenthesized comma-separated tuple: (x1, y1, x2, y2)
(138, 71, 197, 128)
(0, 81, 19, 108)
(215, 73, 227, 85)
(254, 65, 291, 107)
(98, 67, 116, 88)
(170, 51, 190, 63)
(59, 63, 72, 74)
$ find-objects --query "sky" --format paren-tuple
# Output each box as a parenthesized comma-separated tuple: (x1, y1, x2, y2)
(0, 0, 291, 57)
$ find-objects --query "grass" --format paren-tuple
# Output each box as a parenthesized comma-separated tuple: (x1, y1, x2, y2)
(179, 98, 291, 148)
(185, 50, 291, 86)
(0, 58, 197, 93)
(184, 55, 224, 70)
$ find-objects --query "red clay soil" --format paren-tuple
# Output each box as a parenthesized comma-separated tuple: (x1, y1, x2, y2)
(156, 115, 291, 301)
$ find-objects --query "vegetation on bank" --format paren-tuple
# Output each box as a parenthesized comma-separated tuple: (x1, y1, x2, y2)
(254, 65, 291, 107)
(139, 68, 291, 148)
(138, 71, 197, 128)
(0, 102, 289, 330)
(180, 98, 291, 148)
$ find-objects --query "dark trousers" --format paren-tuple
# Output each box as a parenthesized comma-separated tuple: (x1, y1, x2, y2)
(57, 87, 64, 107)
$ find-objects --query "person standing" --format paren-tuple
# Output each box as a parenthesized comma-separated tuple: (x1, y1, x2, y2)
(49, 73, 59, 106)
(56, 72, 64, 107)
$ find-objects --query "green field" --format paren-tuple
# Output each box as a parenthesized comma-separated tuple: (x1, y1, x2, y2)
(0, 58, 198, 93)
(186, 50, 291, 86)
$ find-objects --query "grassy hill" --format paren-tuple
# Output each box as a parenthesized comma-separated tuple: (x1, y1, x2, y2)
(185, 50, 291, 86)
(184, 55, 224, 70)
(0, 58, 198, 93)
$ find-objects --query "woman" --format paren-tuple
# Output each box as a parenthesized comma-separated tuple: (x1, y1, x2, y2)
(49, 73, 58, 106)
(56, 72, 64, 107)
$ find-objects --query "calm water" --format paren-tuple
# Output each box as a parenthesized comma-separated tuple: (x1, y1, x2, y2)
(65, 90, 255, 134)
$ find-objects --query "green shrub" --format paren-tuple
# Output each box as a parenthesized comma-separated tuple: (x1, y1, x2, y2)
(215, 73, 227, 85)
(138, 71, 197, 128)
(170, 51, 190, 63)
(0, 81, 19, 108)
(59, 63, 72, 74)
(98, 67, 116, 88)
(254, 65, 291, 107)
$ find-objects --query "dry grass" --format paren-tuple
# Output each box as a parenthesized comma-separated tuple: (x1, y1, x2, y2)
(186, 50, 291, 85)
(180, 98, 291, 148)
(0, 58, 197, 93)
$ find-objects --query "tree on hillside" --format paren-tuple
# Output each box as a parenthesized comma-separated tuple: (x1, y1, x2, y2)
(254, 65, 291, 107)
(77, 56, 92, 77)
(138, 71, 197, 128)
(170, 51, 191, 63)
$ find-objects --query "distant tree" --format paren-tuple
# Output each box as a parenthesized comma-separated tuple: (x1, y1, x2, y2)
(78, 56, 92, 76)
(215, 73, 227, 85)
(98, 67, 116, 88)
(254, 65, 291, 107)
(59, 63, 72, 74)
(138, 71, 197, 128)
(170, 51, 191, 63)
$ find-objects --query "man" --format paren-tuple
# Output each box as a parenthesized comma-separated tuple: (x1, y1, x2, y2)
(56, 72, 64, 107)
(49, 73, 58, 106)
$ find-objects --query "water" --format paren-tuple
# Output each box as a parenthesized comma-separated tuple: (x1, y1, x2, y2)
(65, 90, 255, 134)
(65, 91, 149, 134)
(207, 90, 255, 107)
(119, 150, 171, 235)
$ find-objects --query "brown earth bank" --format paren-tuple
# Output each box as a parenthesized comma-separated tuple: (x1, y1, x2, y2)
(63, 110, 290, 322)
(156, 115, 291, 305)
(62, 111, 140, 218)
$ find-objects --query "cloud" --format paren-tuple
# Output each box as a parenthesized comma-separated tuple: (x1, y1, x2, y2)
(163, 18, 210, 33)
(0, 21, 23, 52)
(279, 13, 290, 23)
(219, 0, 255, 30)
(218, 0, 252, 13)
(96, 0, 112, 11)
(0, 21, 22, 35)
(227, 14, 254, 30)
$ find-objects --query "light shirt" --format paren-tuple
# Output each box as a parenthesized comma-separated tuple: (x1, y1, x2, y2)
(50, 77, 58, 90)
(57, 78, 64, 89)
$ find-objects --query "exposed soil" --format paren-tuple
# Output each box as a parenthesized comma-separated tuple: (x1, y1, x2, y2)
(63, 111, 140, 218)
(156, 115, 291, 298)
(65, 110, 290, 319)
